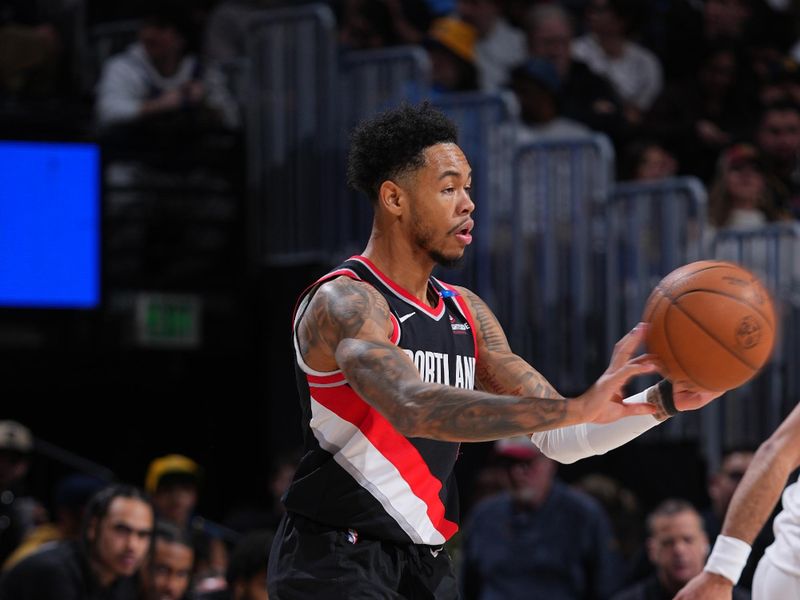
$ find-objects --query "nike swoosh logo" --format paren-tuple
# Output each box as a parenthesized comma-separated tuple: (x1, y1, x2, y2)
(398, 312, 416, 323)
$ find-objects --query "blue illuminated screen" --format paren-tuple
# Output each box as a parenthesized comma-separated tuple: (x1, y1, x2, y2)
(0, 141, 100, 308)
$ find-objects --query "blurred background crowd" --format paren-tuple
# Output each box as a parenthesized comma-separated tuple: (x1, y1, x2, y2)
(4, 0, 800, 598)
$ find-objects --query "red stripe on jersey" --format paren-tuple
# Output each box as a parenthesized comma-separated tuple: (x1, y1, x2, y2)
(389, 313, 400, 344)
(311, 382, 459, 540)
(307, 372, 346, 386)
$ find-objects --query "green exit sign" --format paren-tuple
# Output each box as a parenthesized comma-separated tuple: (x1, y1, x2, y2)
(135, 293, 201, 348)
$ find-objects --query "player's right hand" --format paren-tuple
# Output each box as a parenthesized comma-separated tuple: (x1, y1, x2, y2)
(672, 380, 723, 412)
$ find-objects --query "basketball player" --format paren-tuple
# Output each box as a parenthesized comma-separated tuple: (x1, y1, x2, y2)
(267, 101, 720, 599)
(675, 400, 800, 599)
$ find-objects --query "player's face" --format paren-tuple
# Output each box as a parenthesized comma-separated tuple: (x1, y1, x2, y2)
(405, 143, 474, 268)
(648, 511, 709, 589)
(89, 497, 153, 579)
(141, 539, 194, 600)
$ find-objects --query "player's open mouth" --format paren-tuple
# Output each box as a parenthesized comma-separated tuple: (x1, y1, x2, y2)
(455, 221, 473, 245)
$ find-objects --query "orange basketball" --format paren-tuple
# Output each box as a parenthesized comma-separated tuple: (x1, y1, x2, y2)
(642, 260, 777, 392)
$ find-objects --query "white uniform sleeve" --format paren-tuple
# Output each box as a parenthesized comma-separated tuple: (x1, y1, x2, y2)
(530, 389, 662, 463)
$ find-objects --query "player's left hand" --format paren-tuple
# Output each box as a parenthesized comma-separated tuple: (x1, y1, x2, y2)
(672, 380, 724, 412)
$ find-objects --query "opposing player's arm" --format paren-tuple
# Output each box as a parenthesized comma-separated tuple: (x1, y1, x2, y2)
(721, 400, 800, 546)
(675, 401, 800, 600)
(306, 280, 656, 442)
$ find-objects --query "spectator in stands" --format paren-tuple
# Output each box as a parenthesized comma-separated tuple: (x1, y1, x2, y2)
(702, 446, 774, 590)
(455, 0, 527, 91)
(611, 498, 751, 600)
(139, 520, 195, 600)
(754, 100, 800, 217)
(459, 436, 625, 600)
(571, 0, 663, 124)
(95, 0, 239, 134)
(0, 483, 154, 600)
(507, 57, 592, 143)
(524, 2, 627, 147)
(707, 142, 793, 235)
(196, 529, 273, 600)
(618, 139, 679, 181)
(422, 16, 480, 94)
(2, 473, 107, 572)
(643, 41, 757, 184)
(0, 420, 44, 571)
(145, 453, 229, 593)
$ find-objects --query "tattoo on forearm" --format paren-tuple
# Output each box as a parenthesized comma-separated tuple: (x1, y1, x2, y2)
(479, 354, 560, 399)
(338, 338, 570, 441)
(407, 386, 568, 441)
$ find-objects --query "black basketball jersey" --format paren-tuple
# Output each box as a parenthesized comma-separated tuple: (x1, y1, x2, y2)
(284, 255, 478, 545)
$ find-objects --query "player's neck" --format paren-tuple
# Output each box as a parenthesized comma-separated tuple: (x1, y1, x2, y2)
(362, 239, 436, 306)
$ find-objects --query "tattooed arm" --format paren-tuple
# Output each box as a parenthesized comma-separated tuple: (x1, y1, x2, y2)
(675, 402, 800, 600)
(299, 277, 657, 443)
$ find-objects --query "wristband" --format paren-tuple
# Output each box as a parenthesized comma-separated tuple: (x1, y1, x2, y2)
(657, 379, 678, 416)
(704, 535, 752, 585)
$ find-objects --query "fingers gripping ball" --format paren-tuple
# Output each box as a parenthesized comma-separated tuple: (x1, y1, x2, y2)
(642, 260, 776, 392)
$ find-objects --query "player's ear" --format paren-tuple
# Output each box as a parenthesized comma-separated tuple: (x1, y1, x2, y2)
(378, 180, 404, 215)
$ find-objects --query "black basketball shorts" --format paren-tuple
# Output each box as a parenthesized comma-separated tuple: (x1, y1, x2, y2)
(267, 512, 459, 599)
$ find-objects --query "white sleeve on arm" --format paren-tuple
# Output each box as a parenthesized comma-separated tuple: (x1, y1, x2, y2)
(530, 388, 662, 464)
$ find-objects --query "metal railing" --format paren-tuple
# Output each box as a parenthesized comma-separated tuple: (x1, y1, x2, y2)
(604, 177, 711, 446)
(244, 4, 338, 265)
(706, 224, 800, 457)
(507, 133, 615, 393)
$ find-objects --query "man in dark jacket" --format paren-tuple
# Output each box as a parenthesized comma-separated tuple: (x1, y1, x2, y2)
(0, 483, 154, 600)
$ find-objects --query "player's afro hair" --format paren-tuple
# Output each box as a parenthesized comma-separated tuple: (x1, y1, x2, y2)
(346, 101, 459, 203)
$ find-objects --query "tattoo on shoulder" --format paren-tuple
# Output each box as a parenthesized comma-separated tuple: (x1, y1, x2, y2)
(300, 278, 389, 355)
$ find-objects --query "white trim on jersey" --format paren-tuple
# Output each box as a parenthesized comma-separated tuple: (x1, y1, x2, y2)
(309, 397, 447, 546)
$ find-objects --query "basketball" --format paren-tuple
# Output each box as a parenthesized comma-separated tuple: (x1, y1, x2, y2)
(642, 260, 776, 392)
